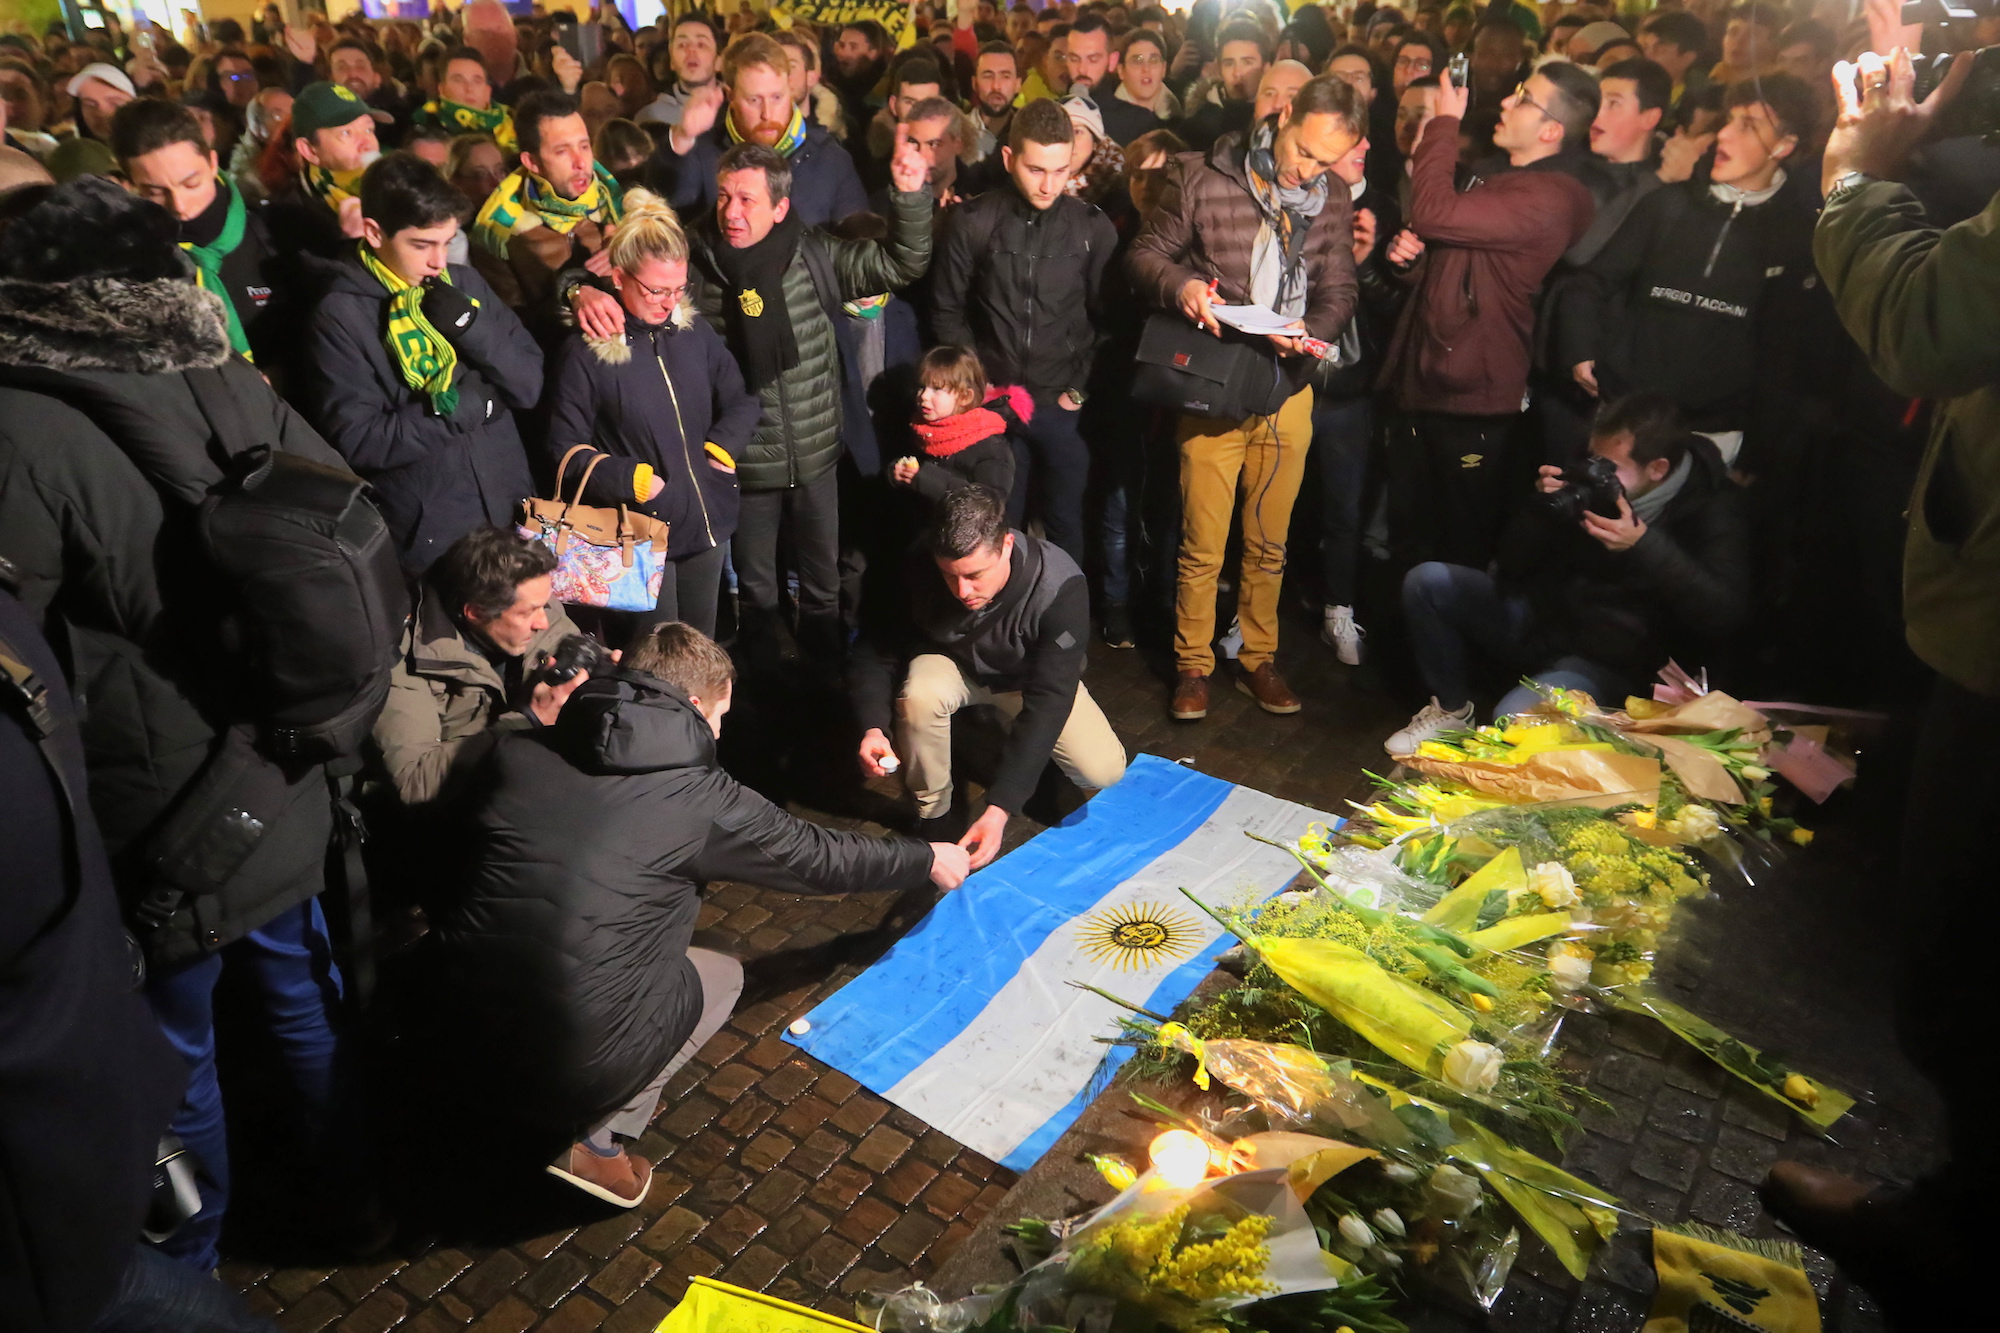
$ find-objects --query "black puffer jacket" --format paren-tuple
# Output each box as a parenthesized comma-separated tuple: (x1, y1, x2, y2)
(422, 672, 935, 1149)
(0, 275, 345, 966)
(545, 309, 762, 558)
(1498, 438, 1752, 678)
(931, 185, 1119, 396)
(307, 255, 543, 573)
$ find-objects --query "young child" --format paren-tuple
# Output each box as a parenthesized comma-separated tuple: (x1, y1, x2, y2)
(890, 345, 1026, 505)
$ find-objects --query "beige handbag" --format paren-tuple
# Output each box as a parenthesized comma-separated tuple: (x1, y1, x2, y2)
(518, 446, 673, 610)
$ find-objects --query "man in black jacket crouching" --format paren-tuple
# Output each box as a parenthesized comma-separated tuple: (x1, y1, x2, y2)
(421, 623, 968, 1207)
(1384, 393, 1750, 756)
(851, 485, 1128, 870)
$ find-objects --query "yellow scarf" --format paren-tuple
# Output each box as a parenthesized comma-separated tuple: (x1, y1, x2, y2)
(358, 244, 471, 417)
(303, 162, 366, 212)
(470, 162, 624, 258)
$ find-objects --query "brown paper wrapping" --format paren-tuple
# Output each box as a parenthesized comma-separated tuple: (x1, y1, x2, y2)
(1403, 749, 1662, 807)
(1621, 691, 1772, 745)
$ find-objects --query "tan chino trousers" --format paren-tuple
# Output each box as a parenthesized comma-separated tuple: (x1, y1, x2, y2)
(895, 654, 1127, 817)
(1173, 386, 1315, 676)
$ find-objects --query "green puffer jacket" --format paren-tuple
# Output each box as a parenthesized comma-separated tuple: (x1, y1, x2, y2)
(1817, 179, 2000, 697)
(689, 185, 931, 492)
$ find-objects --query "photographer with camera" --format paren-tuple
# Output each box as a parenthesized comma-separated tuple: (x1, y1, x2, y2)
(1751, 39, 1998, 1325)
(419, 622, 969, 1208)
(307, 152, 543, 575)
(372, 527, 588, 809)
(1385, 394, 1750, 754)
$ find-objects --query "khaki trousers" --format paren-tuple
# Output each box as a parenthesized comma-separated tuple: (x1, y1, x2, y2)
(1173, 386, 1315, 675)
(895, 654, 1127, 817)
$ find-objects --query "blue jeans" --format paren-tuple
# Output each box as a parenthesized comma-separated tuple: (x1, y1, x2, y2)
(94, 1246, 276, 1332)
(1401, 561, 1629, 716)
(1311, 395, 1372, 607)
(145, 900, 345, 1271)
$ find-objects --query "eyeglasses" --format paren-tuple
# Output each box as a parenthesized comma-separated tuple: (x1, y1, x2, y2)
(1509, 81, 1551, 117)
(1125, 52, 1164, 68)
(221, 69, 257, 82)
(1394, 53, 1432, 71)
(627, 274, 689, 302)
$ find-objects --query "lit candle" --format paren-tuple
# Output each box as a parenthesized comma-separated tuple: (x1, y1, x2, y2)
(1148, 1129, 1213, 1188)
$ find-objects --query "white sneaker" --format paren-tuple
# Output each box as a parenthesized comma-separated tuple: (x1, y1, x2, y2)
(1321, 604, 1365, 666)
(1385, 697, 1474, 756)
(1217, 616, 1243, 660)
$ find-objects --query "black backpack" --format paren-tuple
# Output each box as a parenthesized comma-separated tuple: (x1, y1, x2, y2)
(200, 442, 406, 764)
(0, 362, 406, 765)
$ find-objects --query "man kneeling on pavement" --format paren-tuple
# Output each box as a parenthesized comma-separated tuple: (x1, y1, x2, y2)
(414, 621, 971, 1206)
(1385, 393, 1751, 754)
(850, 485, 1129, 869)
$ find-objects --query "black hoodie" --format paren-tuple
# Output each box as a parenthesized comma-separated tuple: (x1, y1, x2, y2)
(421, 672, 934, 1151)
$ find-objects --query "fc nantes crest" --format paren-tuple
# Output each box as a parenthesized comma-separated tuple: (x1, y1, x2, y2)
(738, 288, 765, 318)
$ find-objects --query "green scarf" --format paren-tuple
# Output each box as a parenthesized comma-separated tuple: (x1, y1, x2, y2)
(471, 161, 624, 258)
(422, 98, 517, 152)
(727, 103, 807, 157)
(181, 176, 251, 358)
(359, 244, 470, 417)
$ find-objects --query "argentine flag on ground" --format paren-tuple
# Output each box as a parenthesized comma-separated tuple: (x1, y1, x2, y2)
(786, 754, 1334, 1171)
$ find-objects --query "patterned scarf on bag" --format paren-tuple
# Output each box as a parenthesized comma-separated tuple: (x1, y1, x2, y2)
(358, 244, 473, 417)
(471, 161, 625, 257)
(1241, 118, 1328, 318)
(421, 98, 518, 152)
(181, 176, 252, 358)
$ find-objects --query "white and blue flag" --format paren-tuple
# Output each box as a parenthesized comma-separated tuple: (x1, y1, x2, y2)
(786, 754, 1333, 1171)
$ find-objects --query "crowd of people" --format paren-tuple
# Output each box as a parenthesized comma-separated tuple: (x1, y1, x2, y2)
(1, 0, 1989, 1325)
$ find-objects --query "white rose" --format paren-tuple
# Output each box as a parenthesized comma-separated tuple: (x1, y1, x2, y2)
(1547, 942, 1594, 993)
(1528, 861, 1580, 909)
(1442, 1040, 1504, 1093)
(1669, 804, 1721, 842)
(1426, 1164, 1481, 1218)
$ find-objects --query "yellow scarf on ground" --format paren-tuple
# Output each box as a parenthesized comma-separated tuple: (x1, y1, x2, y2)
(1646, 1225, 1819, 1333)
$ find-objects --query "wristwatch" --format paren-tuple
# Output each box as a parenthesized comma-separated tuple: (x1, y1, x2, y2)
(1825, 170, 1875, 203)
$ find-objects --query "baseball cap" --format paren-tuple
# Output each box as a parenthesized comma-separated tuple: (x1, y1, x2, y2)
(289, 80, 393, 138)
(66, 62, 137, 99)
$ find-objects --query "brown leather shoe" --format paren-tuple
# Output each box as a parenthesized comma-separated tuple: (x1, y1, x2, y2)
(1170, 671, 1209, 720)
(1236, 662, 1302, 714)
(546, 1143, 654, 1208)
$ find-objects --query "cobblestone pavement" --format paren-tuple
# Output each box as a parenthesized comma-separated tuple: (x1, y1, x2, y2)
(221, 613, 1941, 1332)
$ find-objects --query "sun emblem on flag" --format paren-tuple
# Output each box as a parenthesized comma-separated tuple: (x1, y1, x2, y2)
(1076, 903, 1202, 972)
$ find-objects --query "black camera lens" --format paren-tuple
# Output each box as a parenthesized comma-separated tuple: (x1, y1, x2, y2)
(543, 633, 613, 684)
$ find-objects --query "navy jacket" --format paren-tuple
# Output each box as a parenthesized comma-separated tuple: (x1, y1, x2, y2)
(307, 257, 543, 573)
(545, 310, 761, 558)
(644, 120, 869, 230)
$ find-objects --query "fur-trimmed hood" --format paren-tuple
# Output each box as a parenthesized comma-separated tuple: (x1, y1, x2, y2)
(0, 277, 231, 375)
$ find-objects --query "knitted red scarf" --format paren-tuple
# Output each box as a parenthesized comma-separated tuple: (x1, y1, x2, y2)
(912, 406, 1007, 458)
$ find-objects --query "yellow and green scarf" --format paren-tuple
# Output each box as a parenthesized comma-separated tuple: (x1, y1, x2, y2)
(420, 98, 517, 153)
(182, 175, 252, 359)
(358, 243, 474, 417)
(727, 103, 807, 158)
(471, 161, 624, 258)
(303, 161, 367, 213)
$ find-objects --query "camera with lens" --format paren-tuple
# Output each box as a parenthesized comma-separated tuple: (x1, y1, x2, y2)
(541, 633, 614, 685)
(1549, 455, 1625, 523)
(1902, 0, 2000, 135)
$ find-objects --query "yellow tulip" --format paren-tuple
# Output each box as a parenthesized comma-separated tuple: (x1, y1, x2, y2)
(1790, 827, 1814, 846)
(1782, 1074, 1821, 1108)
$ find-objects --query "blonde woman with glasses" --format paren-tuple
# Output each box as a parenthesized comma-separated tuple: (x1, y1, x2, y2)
(543, 189, 762, 640)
